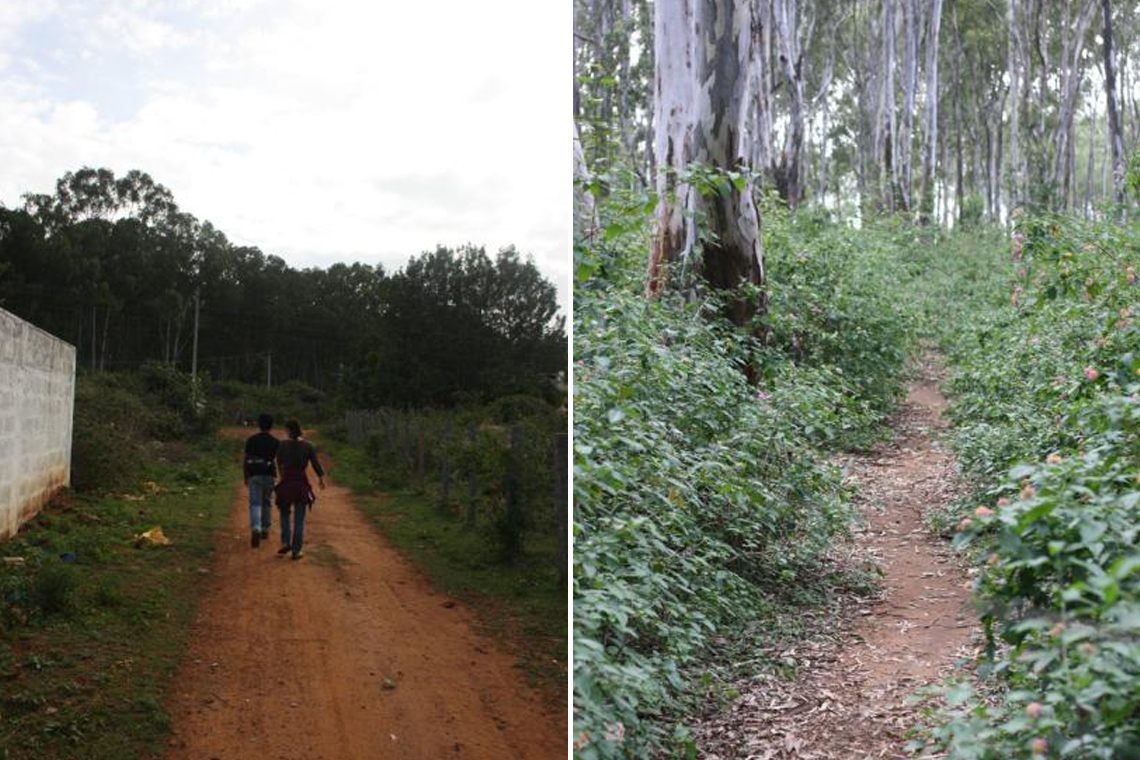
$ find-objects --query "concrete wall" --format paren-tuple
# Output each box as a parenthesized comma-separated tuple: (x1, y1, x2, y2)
(0, 307, 76, 540)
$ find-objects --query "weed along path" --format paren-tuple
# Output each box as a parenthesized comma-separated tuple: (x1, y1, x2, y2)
(699, 360, 976, 760)
(162, 430, 563, 760)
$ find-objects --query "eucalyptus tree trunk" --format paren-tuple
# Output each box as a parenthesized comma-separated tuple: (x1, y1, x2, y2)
(1050, 0, 1097, 210)
(574, 122, 598, 236)
(993, 91, 1006, 223)
(920, 0, 944, 224)
(750, 0, 776, 180)
(897, 0, 918, 214)
(646, 0, 697, 298)
(1006, 0, 1023, 211)
(772, 0, 811, 208)
(1101, 0, 1126, 207)
(874, 0, 897, 211)
(648, 0, 765, 336)
(1085, 106, 1096, 216)
(952, 0, 964, 223)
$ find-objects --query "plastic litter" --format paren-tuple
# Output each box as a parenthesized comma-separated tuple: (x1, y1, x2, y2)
(135, 526, 171, 546)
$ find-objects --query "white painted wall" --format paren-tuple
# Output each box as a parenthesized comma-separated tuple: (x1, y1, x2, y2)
(0, 307, 76, 540)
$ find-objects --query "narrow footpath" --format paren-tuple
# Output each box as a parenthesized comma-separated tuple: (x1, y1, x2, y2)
(699, 359, 976, 760)
(162, 430, 564, 760)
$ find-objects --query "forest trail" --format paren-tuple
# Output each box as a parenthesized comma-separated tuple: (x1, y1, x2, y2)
(162, 430, 564, 760)
(699, 359, 976, 760)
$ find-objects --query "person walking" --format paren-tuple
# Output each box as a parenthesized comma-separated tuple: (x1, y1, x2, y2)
(244, 414, 280, 548)
(274, 419, 325, 560)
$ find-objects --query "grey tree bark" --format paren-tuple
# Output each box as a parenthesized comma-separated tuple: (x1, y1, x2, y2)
(897, 0, 918, 213)
(648, 0, 765, 336)
(646, 0, 697, 298)
(920, 0, 944, 223)
(1101, 0, 1126, 207)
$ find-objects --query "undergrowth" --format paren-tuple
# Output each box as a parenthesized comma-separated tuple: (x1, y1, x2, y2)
(317, 435, 568, 705)
(912, 211, 1140, 758)
(573, 179, 928, 759)
(0, 442, 233, 760)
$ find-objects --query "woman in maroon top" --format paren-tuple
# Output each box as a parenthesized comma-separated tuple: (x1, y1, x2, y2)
(274, 420, 325, 559)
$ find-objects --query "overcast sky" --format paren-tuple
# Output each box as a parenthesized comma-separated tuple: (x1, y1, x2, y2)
(0, 0, 569, 311)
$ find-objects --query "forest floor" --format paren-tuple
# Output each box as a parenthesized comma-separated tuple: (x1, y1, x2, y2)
(697, 357, 978, 760)
(160, 430, 564, 760)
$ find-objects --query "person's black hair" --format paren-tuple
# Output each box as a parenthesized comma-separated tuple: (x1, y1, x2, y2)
(285, 420, 302, 439)
(257, 413, 273, 431)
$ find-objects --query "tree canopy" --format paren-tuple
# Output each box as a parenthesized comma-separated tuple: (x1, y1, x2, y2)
(0, 167, 565, 407)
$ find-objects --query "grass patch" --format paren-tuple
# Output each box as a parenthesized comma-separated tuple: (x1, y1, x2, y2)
(319, 435, 567, 703)
(0, 436, 237, 760)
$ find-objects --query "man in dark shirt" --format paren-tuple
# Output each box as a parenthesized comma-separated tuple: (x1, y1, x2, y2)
(244, 414, 280, 548)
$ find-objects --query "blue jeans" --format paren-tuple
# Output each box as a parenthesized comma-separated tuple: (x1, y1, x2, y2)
(278, 502, 308, 556)
(247, 475, 275, 534)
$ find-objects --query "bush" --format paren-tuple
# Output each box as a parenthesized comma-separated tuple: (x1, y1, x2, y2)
(922, 212, 1140, 759)
(31, 561, 80, 616)
(572, 181, 928, 758)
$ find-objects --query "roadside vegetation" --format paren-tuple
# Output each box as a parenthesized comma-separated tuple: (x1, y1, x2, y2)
(572, 182, 952, 757)
(915, 208, 1140, 759)
(0, 369, 234, 760)
(322, 418, 568, 703)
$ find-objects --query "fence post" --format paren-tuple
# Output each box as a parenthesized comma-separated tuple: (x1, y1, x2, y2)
(440, 420, 452, 511)
(466, 424, 477, 526)
(402, 413, 412, 469)
(555, 433, 568, 585)
(504, 426, 523, 561)
(415, 422, 425, 491)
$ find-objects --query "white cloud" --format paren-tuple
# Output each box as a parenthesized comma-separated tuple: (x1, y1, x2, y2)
(0, 0, 569, 311)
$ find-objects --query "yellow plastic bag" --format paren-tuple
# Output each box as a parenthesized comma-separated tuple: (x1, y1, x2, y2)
(135, 526, 171, 546)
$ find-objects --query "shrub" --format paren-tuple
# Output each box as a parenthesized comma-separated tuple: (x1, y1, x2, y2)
(572, 182, 932, 757)
(922, 211, 1140, 759)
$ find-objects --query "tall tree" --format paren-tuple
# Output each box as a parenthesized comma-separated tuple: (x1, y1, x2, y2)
(1101, 0, 1126, 207)
(647, 0, 765, 333)
(920, 0, 945, 223)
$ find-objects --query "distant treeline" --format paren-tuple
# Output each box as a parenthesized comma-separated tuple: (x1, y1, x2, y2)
(0, 167, 566, 407)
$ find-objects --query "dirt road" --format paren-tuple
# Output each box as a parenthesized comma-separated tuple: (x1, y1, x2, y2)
(162, 431, 565, 760)
(698, 359, 976, 759)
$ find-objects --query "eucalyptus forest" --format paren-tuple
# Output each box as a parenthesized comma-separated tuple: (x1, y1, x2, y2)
(574, 1, 1140, 758)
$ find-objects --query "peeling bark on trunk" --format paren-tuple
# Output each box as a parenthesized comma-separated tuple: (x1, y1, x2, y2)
(647, 0, 697, 298)
(574, 122, 599, 237)
(873, 0, 897, 212)
(920, 0, 944, 224)
(693, 0, 765, 327)
(1006, 0, 1023, 211)
(771, 0, 811, 208)
(1101, 0, 1125, 207)
(648, 0, 765, 341)
(898, 0, 918, 214)
(1085, 107, 1095, 216)
(1050, 0, 1097, 210)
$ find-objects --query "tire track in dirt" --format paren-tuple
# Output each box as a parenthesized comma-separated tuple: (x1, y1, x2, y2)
(162, 430, 564, 760)
(698, 359, 976, 760)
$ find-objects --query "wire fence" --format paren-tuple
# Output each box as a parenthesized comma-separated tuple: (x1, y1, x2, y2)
(344, 408, 567, 579)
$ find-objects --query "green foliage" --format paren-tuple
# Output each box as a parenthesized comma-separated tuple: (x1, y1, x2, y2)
(0, 441, 234, 759)
(208, 377, 332, 427)
(573, 185, 929, 757)
(30, 561, 80, 616)
(959, 194, 986, 229)
(1, 169, 565, 404)
(317, 436, 567, 698)
(920, 212, 1140, 758)
(351, 402, 564, 565)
